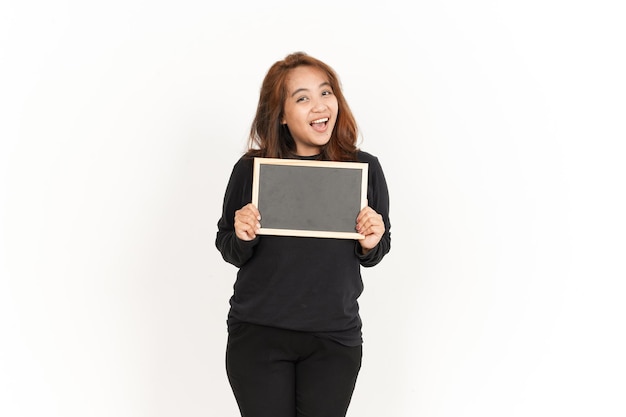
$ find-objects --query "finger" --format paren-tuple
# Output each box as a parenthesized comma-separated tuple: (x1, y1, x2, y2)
(359, 222, 383, 237)
(235, 221, 259, 241)
(236, 204, 262, 223)
(234, 209, 261, 240)
(235, 216, 261, 234)
(243, 203, 261, 220)
(356, 206, 371, 222)
(357, 211, 383, 233)
(357, 206, 380, 223)
(236, 211, 260, 226)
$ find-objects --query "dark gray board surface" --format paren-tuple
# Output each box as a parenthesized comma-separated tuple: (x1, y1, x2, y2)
(252, 158, 368, 239)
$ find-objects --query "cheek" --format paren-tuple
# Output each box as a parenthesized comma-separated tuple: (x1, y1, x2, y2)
(284, 108, 305, 125)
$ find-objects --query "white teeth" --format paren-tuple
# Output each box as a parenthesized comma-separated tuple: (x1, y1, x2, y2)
(311, 118, 328, 124)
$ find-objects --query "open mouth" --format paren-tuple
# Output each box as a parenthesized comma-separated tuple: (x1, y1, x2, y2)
(310, 117, 329, 131)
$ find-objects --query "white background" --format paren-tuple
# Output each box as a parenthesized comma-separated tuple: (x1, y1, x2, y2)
(1, 1, 625, 416)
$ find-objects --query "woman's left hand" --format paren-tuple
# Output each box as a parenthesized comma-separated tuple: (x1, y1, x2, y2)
(356, 205, 385, 254)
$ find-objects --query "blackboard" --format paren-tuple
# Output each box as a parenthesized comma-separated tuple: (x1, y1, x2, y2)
(252, 158, 369, 239)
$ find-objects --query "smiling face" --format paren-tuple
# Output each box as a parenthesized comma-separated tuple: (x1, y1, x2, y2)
(281, 65, 339, 156)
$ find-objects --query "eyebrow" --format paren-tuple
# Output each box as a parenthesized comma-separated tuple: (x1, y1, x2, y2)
(290, 82, 332, 98)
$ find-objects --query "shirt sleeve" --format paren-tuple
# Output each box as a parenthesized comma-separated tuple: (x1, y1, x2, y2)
(215, 157, 260, 268)
(355, 153, 391, 267)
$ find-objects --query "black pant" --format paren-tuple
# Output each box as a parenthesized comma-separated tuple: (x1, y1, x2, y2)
(226, 323, 362, 417)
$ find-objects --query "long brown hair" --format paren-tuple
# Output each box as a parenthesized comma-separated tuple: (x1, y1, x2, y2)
(246, 52, 359, 161)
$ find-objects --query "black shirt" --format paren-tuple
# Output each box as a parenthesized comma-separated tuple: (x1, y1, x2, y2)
(215, 150, 391, 346)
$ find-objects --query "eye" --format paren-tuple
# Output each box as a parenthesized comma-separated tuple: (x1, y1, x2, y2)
(296, 96, 309, 103)
(322, 90, 333, 97)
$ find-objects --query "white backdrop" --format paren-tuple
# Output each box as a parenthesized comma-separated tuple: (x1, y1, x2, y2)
(1, 1, 625, 416)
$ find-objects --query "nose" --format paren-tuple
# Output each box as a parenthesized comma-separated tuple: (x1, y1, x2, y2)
(311, 97, 327, 112)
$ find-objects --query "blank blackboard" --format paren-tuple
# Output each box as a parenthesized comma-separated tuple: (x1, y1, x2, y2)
(252, 158, 368, 239)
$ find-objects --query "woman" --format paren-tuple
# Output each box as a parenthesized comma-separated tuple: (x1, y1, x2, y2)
(216, 51, 391, 417)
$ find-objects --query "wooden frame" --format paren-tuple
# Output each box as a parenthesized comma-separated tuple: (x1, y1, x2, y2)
(252, 157, 369, 239)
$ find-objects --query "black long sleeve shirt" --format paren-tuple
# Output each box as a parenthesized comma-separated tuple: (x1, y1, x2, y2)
(215, 150, 391, 346)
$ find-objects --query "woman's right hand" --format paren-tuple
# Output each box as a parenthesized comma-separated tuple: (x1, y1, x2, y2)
(234, 203, 261, 241)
